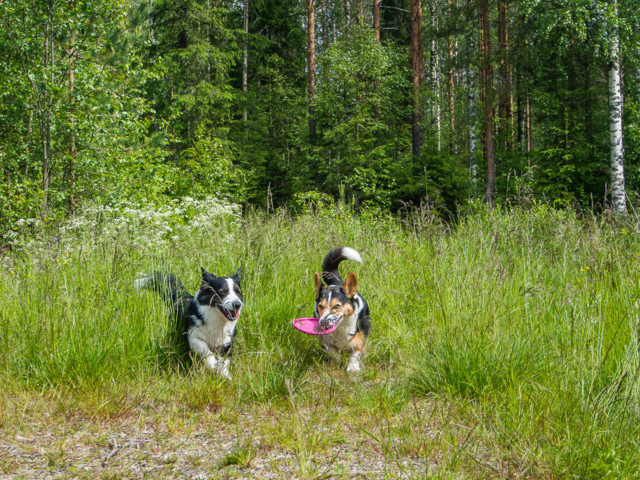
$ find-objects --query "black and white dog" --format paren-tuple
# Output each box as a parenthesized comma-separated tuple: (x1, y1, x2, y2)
(314, 247, 371, 372)
(135, 268, 242, 379)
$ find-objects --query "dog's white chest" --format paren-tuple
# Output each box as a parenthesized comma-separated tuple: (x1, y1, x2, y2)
(320, 313, 358, 350)
(195, 305, 236, 350)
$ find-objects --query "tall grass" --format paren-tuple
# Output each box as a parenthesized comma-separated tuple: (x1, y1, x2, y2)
(2, 199, 640, 477)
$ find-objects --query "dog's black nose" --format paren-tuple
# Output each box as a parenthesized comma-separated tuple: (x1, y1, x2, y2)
(232, 300, 242, 310)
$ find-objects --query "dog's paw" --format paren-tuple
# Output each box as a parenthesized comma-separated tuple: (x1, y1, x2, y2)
(345, 355, 362, 373)
(205, 355, 218, 371)
(219, 360, 232, 381)
(345, 363, 361, 373)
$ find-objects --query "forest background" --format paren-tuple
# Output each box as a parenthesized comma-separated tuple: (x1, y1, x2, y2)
(4, 2, 640, 477)
(1, 0, 639, 235)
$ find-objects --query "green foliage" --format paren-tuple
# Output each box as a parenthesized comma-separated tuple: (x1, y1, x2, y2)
(512, 0, 639, 208)
(0, 0, 161, 228)
(292, 190, 335, 217)
(1, 0, 640, 238)
(420, 152, 471, 213)
(146, 0, 239, 145)
(624, 94, 640, 195)
(232, 52, 308, 205)
(174, 126, 249, 202)
(314, 26, 410, 207)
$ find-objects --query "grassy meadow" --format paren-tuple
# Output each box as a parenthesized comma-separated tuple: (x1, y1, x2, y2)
(1, 199, 640, 478)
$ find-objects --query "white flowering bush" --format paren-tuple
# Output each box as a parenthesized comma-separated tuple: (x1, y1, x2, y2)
(2, 196, 242, 264)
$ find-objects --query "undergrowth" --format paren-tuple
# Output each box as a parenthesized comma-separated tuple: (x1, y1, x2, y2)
(1, 198, 640, 478)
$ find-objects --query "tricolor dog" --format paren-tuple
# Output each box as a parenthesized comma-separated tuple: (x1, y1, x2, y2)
(135, 268, 242, 379)
(314, 247, 371, 372)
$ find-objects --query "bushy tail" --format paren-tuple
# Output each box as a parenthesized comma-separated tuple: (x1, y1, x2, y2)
(321, 247, 363, 285)
(134, 272, 193, 307)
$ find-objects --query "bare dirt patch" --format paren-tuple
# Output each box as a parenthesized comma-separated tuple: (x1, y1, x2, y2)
(0, 397, 438, 479)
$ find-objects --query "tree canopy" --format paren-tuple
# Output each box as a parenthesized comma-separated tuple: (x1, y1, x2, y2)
(1, 0, 639, 235)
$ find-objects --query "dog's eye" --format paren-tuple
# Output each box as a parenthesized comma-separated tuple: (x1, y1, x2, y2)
(234, 286, 241, 294)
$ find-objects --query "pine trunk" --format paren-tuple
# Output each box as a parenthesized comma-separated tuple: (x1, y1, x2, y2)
(322, 0, 328, 48)
(373, 0, 381, 121)
(497, 2, 507, 148)
(373, 0, 380, 43)
(308, 0, 317, 144)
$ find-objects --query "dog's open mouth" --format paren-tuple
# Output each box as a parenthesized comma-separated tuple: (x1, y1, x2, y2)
(315, 314, 343, 332)
(218, 305, 241, 321)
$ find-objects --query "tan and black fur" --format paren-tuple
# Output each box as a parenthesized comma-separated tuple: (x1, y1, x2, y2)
(314, 247, 371, 372)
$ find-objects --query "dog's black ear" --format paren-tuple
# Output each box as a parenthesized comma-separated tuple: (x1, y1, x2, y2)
(201, 267, 217, 277)
(200, 267, 215, 287)
(232, 267, 241, 283)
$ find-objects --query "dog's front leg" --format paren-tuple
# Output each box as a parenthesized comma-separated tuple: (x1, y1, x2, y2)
(345, 330, 367, 373)
(345, 350, 362, 372)
(188, 333, 228, 377)
(219, 358, 232, 380)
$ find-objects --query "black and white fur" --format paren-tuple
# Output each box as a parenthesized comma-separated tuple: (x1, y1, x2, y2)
(135, 268, 242, 379)
(314, 247, 371, 372)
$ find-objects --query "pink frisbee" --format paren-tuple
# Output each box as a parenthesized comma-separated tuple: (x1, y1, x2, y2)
(292, 317, 337, 335)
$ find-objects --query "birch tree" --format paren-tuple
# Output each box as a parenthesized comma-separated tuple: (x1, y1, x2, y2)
(429, 1, 441, 152)
(479, 0, 495, 207)
(467, 0, 478, 194)
(0, 0, 134, 214)
(608, 0, 626, 214)
(411, 0, 424, 162)
(447, 0, 456, 154)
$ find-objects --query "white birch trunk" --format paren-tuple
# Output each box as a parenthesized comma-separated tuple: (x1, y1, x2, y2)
(468, 66, 477, 194)
(242, 0, 249, 124)
(428, 1, 441, 152)
(467, 1, 477, 194)
(609, 0, 626, 214)
(432, 39, 441, 152)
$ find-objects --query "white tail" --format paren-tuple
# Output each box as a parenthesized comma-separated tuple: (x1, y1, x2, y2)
(341, 247, 363, 264)
(133, 273, 152, 290)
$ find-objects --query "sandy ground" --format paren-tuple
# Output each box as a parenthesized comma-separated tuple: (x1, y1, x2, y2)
(0, 402, 436, 479)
